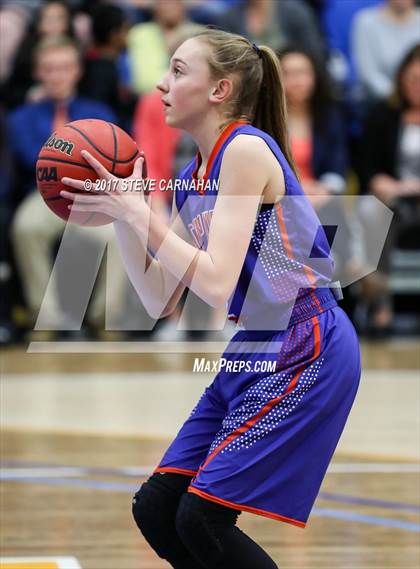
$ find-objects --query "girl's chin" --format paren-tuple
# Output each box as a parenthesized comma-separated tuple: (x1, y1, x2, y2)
(165, 114, 181, 128)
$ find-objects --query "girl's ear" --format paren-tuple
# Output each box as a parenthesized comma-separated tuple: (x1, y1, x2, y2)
(209, 78, 234, 105)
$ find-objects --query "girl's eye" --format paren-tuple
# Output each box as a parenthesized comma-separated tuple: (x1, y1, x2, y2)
(173, 67, 182, 76)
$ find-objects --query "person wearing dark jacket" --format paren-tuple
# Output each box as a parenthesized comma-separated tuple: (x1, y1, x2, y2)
(278, 48, 354, 287)
(358, 44, 420, 335)
(1, 0, 76, 110)
(78, 3, 137, 130)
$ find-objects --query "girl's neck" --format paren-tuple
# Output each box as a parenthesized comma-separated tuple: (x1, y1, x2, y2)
(188, 114, 231, 170)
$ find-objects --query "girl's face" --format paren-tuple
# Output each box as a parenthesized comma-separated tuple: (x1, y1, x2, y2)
(401, 59, 420, 109)
(281, 53, 315, 106)
(38, 3, 69, 37)
(157, 38, 217, 129)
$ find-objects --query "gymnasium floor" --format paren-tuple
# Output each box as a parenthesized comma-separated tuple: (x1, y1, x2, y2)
(1, 340, 419, 569)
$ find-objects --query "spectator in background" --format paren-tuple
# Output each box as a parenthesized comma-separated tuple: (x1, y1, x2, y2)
(0, 105, 18, 345)
(274, 0, 325, 62)
(278, 48, 355, 287)
(352, 0, 420, 101)
(224, 0, 283, 52)
(223, 0, 325, 62)
(8, 37, 127, 339)
(321, 0, 382, 93)
(358, 44, 420, 336)
(79, 3, 137, 130)
(0, 3, 32, 84)
(279, 48, 348, 200)
(127, 0, 192, 95)
(1, 0, 76, 110)
(179, 0, 235, 28)
(320, 0, 383, 177)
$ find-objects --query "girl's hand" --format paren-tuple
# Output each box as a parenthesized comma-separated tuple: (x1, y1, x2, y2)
(60, 150, 148, 224)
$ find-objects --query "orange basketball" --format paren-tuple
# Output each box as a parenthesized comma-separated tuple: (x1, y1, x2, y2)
(36, 119, 139, 226)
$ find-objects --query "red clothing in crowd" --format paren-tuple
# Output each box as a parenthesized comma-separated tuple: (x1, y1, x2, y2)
(132, 91, 181, 204)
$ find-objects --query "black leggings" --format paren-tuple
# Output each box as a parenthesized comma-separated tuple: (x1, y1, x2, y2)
(132, 472, 278, 569)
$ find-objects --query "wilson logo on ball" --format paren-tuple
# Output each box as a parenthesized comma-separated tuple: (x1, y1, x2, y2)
(37, 166, 58, 182)
(43, 134, 74, 156)
(37, 118, 139, 226)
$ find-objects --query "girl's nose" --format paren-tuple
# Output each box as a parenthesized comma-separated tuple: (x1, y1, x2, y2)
(157, 73, 169, 93)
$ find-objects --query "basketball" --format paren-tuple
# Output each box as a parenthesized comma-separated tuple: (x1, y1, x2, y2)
(36, 119, 139, 226)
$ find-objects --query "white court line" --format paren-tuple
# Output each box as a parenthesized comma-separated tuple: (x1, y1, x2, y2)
(119, 466, 156, 476)
(327, 463, 420, 473)
(0, 467, 88, 479)
(1, 463, 419, 479)
(27, 340, 283, 354)
(0, 557, 81, 569)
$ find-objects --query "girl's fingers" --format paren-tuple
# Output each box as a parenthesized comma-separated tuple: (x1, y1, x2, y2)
(60, 190, 78, 201)
(61, 177, 85, 191)
(60, 190, 104, 204)
(140, 151, 147, 179)
(81, 150, 114, 180)
(68, 204, 108, 214)
(132, 155, 144, 180)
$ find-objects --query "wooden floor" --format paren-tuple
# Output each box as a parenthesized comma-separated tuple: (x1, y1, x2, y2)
(1, 340, 419, 569)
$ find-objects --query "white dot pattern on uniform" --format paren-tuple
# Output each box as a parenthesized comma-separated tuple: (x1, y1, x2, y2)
(252, 209, 310, 304)
(208, 371, 293, 454)
(208, 357, 324, 456)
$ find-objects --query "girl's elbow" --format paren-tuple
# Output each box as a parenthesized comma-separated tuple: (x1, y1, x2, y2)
(135, 293, 163, 320)
(205, 284, 230, 309)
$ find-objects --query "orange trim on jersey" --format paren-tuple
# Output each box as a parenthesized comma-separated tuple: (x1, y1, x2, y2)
(312, 314, 321, 359)
(192, 120, 249, 195)
(275, 202, 293, 259)
(196, 316, 321, 474)
(188, 486, 306, 528)
(275, 202, 323, 312)
(154, 467, 197, 477)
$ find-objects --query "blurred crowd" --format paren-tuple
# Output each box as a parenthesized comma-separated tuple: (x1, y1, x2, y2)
(0, 0, 419, 344)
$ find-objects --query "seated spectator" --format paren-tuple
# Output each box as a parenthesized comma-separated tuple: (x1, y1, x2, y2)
(275, 0, 325, 62)
(224, 0, 283, 52)
(132, 83, 181, 220)
(278, 48, 355, 285)
(358, 44, 420, 336)
(8, 36, 128, 338)
(187, 0, 243, 29)
(127, 0, 194, 96)
(222, 0, 325, 62)
(79, 3, 137, 130)
(0, 104, 18, 345)
(321, 0, 382, 92)
(352, 0, 420, 101)
(0, 2, 32, 84)
(320, 0, 384, 182)
(1, 0, 76, 110)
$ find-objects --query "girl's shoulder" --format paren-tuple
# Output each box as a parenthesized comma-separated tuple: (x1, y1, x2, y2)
(224, 125, 278, 157)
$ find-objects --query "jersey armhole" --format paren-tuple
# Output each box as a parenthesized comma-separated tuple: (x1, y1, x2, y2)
(228, 129, 295, 198)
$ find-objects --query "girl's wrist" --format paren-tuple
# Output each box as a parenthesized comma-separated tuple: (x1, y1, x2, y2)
(123, 199, 149, 232)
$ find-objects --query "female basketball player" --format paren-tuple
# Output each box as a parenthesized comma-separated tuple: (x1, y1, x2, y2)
(61, 30, 361, 569)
